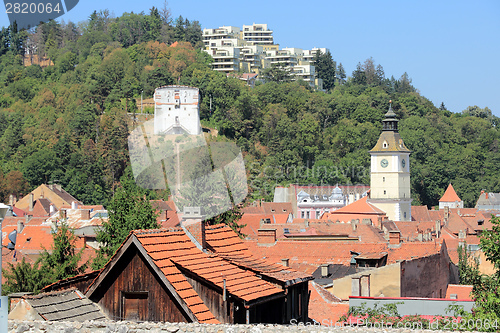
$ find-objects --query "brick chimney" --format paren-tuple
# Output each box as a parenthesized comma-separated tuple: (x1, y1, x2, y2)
(81, 209, 91, 220)
(389, 230, 401, 245)
(29, 193, 34, 211)
(257, 229, 276, 245)
(444, 206, 450, 224)
(181, 207, 206, 250)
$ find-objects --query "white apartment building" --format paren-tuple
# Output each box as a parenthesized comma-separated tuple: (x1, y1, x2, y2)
(240, 44, 266, 73)
(207, 46, 242, 73)
(242, 23, 274, 45)
(302, 47, 328, 62)
(202, 24, 327, 88)
(203, 26, 241, 48)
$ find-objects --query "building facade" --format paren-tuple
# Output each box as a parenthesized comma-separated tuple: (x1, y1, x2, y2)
(202, 24, 326, 89)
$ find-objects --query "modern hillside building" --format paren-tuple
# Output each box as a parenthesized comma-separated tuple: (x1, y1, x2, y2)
(242, 23, 274, 45)
(202, 24, 326, 89)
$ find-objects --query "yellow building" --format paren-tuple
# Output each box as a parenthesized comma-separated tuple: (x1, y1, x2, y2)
(368, 102, 412, 221)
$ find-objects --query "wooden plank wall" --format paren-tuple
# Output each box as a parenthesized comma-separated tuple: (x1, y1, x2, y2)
(89, 247, 190, 323)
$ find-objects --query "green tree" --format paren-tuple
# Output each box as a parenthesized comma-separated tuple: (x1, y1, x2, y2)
(3, 258, 46, 295)
(93, 170, 159, 269)
(38, 220, 87, 281)
(3, 220, 85, 294)
(457, 243, 482, 286)
(313, 49, 336, 90)
(261, 63, 292, 83)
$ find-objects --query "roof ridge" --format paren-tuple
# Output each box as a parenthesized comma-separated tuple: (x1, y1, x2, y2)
(25, 287, 77, 299)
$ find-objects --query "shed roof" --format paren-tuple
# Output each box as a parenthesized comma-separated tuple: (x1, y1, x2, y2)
(21, 288, 106, 321)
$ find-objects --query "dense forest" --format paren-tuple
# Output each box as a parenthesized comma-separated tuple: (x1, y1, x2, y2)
(0, 7, 498, 209)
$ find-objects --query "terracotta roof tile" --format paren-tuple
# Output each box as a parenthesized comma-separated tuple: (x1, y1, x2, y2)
(244, 240, 443, 274)
(205, 224, 312, 284)
(308, 281, 349, 324)
(440, 184, 462, 202)
(324, 196, 385, 216)
(395, 221, 437, 240)
(411, 206, 432, 222)
(445, 284, 473, 300)
(134, 229, 284, 305)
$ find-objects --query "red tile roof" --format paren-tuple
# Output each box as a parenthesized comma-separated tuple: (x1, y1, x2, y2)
(245, 240, 444, 275)
(446, 212, 475, 235)
(135, 229, 284, 306)
(395, 221, 437, 240)
(308, 281, 349, 324)
(205, 224, 312, 285)
(87, 229, 219, 324)
(411, 205, 432, 222)
(324, 196, 385, 216)
(1, 247, 34, 284)
(445, 284, 473, 300)
(12, 207, 26, 217)
(440, 184, 462, 202)
(16, 225, 53, 252)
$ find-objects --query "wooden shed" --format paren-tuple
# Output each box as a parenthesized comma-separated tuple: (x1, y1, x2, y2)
(84, 228, 296, 324)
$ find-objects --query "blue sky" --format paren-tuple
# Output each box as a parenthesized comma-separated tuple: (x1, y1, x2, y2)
(2, 0, 499, 115)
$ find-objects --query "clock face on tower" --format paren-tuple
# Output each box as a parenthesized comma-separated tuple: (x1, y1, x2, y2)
(402, 159, 406, 168)
(381, 159, 389, 168)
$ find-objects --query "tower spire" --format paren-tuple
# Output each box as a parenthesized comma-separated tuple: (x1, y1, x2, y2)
(382, 100, 398, 132)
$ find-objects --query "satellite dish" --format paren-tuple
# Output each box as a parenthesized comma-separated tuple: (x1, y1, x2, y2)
(8, 229, 17, 245)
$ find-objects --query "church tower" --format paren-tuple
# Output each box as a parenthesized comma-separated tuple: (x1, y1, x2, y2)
(368, 101, 412, 221)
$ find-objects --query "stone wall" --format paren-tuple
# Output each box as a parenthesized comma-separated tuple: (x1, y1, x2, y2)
(8, 319, 452, 332)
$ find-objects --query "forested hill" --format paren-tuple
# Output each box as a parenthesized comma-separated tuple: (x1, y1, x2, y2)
(0, 9, 498, 209)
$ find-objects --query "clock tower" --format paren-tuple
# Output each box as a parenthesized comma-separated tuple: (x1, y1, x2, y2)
(368, 101, 412, 221)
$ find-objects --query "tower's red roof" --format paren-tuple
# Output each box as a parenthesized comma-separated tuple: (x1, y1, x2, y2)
(439, 184, 462, 202)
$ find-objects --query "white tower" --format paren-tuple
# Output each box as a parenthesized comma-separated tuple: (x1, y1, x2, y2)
(153, 85, 202, 135)
(368, 102, 412, 221)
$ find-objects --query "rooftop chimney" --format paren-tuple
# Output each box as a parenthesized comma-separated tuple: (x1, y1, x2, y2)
(320, 264, 329, 278)
(49, 204, 55, 215)
(351, 219, 358, 231)
(60, 209, 67, 220)
(17, 219, 24, 233)
(81, 209, 91, 220)
(281, 258, 289, 267)
(181, 207, 206, 250)
(71, 201, 78, 209)
(444, 206, 450, 223)
(257, 229, 276, 245)
(389, 230, 401, 245)
(29, 193, 34, 211)
(435, 220, 441, 238)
